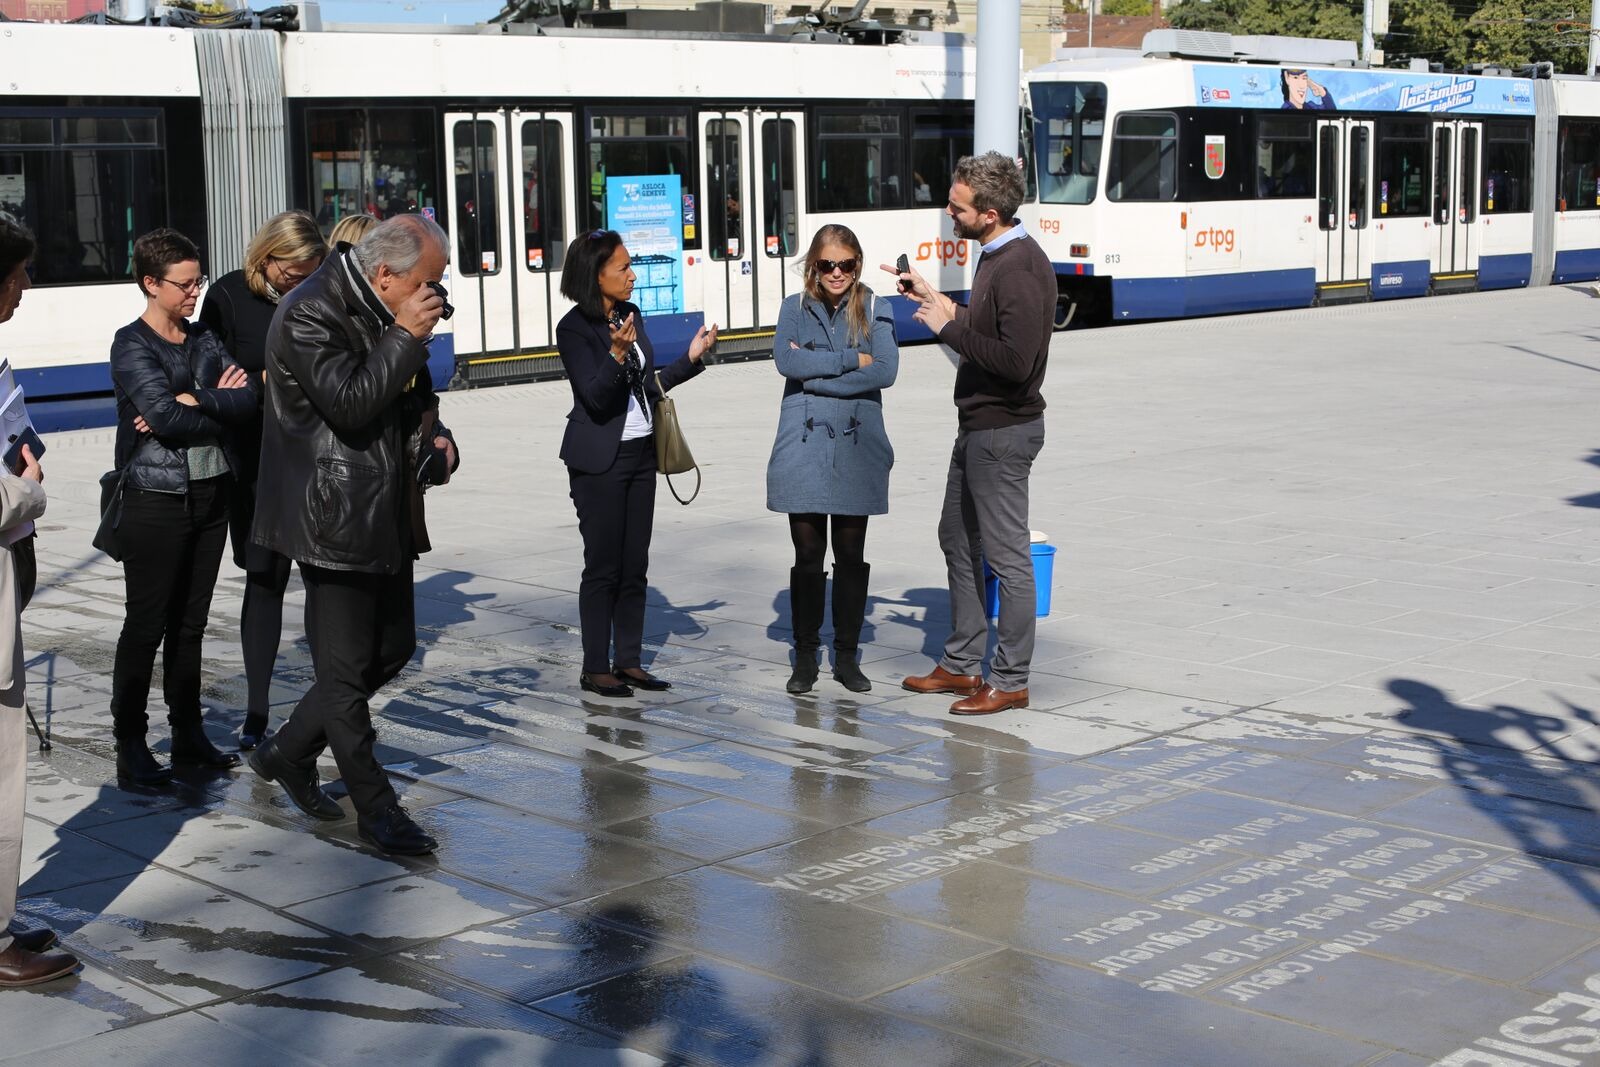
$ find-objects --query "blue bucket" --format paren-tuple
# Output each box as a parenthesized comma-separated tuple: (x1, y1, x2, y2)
(984, 543, 1056, 619)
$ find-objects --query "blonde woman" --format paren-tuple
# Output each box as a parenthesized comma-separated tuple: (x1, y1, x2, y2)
(197, 211, 326, 750)
(328, 213, 378, 248)
(766, 224, 898, 695)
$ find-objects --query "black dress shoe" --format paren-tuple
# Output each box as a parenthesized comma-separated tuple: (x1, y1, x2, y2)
(616, 666, 671, 691)
(171, 724, 242, 770)
(0, 943, 78, 988)
(116, 741, 172, 788)
(832, 656, 872, 694)
(580, 673, 634, 698)
(6, 920, 56, 954)
(237, 731, 264, 753)
(357, 804, 437, 856)
(247, 738, 343, 821)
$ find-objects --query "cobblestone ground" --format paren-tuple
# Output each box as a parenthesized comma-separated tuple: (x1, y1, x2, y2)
(6, 286, 1600, 1064)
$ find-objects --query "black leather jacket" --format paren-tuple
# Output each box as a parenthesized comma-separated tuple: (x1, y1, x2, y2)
(109, 319, 257, 494)
(252, 247, 455, 575)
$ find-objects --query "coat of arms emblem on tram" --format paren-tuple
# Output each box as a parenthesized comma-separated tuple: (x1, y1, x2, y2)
(1204, 135, 1226, 180)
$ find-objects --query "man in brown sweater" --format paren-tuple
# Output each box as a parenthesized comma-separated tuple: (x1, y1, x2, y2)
(887, 151, 1055, 715)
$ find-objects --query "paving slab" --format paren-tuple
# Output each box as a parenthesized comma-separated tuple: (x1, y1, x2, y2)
(15, 286, 1600, 1061)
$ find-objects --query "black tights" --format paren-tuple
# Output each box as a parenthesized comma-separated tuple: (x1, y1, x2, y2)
(241, 552, 294, 733)
(789, 513, 868, 574)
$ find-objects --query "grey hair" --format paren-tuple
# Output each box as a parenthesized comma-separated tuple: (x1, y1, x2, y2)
(351, 214, 449, 279)
(952, 150, 1025, 222)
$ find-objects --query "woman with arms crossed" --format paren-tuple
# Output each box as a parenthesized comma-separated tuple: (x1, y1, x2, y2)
(767, 224, 898, 694)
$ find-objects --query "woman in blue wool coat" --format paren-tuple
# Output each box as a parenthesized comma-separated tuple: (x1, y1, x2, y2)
(766, 223, 898, 695)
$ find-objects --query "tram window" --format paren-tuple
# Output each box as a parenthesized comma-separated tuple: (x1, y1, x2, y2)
(761, 119, 798, 258)
(1255, 116, 1313, 199)
(1432, 127, 1451, 225)
(520, 119, 565, 273)
(911, 110, 973, 207)
(814, 110, 905, 212)
(1317, 126, 1338, 230)
(1107, 112, 1177, 202)
(1020, 109, 1037, 202)
(452, 121, 500, 277)
(1349, 126, 1369, 229)
(1374, 118, 1429, 217)
(706, 119, 742, 261)
(585, 110, 693, 243)
(1029, 81, 1105, 205)
(1482, 120, 1532, 214)
(0, 108, 167, 286)
(1459, 127, 1477, 224)
(305, 107, 436, 241)
(1558, 119, 1600, 211)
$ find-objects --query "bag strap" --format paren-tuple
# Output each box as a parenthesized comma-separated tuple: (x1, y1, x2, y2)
(663, 466, 701, 505)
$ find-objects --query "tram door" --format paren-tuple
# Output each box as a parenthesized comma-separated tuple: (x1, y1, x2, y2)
(444, 109, 576, 359)
(698, 113, 757, 331)
(752, 110, 806, 325)
(1430, 119, 1481, 283)
(1314, 117, 1375, 292)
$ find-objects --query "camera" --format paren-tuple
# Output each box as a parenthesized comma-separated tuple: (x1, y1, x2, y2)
(426, 280, 454, 320)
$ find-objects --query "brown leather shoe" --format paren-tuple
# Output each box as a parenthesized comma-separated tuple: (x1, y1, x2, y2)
(0, 942, 78, 987)
(902, 665, 983, 696)
(949, 685, 1029, 716)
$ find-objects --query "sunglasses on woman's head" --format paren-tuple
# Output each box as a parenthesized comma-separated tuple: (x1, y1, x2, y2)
(815, 258, 858, 275)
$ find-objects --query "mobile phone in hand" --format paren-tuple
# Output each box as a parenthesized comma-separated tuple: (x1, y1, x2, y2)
(896, 253, 913, 293)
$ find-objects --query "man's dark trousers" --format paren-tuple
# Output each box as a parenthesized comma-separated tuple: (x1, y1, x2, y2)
(271, 561, 416, 815)
(937, 420, 1046, 692)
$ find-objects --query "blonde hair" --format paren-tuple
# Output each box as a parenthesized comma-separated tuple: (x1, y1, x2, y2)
(802, 224, 869, 346)
(328, 213, 379, 249)
(244, 211, 327, 299)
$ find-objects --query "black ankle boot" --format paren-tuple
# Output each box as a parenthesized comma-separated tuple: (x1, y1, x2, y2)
(170, 722, 242, 770)
(786, 567, 826, 695)
(116, 740, 172, 788)
(831, 562, 872, 693)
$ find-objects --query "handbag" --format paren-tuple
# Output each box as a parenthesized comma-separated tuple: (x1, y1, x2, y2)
(92, 467, 131, 562)
(653, 369, 700, 505)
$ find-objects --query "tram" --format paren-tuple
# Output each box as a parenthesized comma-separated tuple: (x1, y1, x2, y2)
(1022, 31, 1600, 324)
(0, 11, 978, 426)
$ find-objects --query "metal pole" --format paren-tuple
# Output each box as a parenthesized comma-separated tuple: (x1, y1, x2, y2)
(975, 0, 1023, 156)
(1088, 0, 1094, 48)
(1591, 0, 1600, 75)
(1362, 0, 1374, 62)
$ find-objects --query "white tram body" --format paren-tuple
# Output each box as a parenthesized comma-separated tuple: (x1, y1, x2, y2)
(1021, 33, 1594, 322)
(0, 17, 976, 425)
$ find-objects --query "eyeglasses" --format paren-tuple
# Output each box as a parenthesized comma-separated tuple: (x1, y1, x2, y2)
(157, 274, 207, 294)
(815, 258, 858, 275)
(268, 256, 316, 284)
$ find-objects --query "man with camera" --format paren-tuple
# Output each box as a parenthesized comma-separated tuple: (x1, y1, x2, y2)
(248, 214, 459, 856)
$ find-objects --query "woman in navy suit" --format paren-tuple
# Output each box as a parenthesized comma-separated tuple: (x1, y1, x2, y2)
(556, 230, 716, 697)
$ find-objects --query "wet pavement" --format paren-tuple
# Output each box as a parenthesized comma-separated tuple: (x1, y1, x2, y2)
(8, 286, 1600, 1064)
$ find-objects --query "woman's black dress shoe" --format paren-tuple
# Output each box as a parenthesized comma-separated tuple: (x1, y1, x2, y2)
(617, 667, 671, 691)
(116, 741, 173, 789)
(171, 724, 243, 770)
(238, 715, 269, 752)
(580, 673, 634, 698)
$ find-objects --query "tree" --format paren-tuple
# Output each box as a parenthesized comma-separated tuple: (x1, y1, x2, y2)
(1102, 0, 1158, 15)
(1384, 0, 1467, 69)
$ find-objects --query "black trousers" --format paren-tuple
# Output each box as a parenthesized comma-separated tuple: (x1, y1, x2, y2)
(569, 436, 656, 674)
(109, 477, 230, 743)
(271, 561, 415, 816)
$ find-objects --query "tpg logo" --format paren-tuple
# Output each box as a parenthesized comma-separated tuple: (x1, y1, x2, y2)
(916, 239, 970, 267)
(1193, 227, 1236, 253)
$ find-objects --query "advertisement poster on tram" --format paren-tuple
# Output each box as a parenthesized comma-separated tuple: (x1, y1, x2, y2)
(1192, 65, 1535, 116)
(606, 174, 684, 316)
